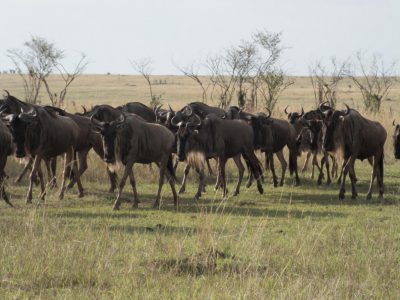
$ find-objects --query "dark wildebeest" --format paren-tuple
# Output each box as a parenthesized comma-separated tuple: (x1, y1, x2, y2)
(0, 91, 57, 185)
(43, 106, 118, 192)
(90, 113, 178, 210)
(0, 119, 14, 206)
(321, 104, 386, 200)
(175, 113, 264, 199)
(393, 121, 400, 159)
(4, 106, 84, 202)
(241, 111, 300, 187)
(116, 102, 156, 122)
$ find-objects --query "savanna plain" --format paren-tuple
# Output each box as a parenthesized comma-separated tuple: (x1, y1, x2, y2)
(0, 74, 400, 299)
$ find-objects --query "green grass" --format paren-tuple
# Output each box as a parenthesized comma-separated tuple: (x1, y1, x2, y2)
(1, 161, 399, 299)
(1, 73, 400, 298)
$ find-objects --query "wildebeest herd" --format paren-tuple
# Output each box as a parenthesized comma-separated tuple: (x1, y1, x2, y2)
(0, 90, 395, 210)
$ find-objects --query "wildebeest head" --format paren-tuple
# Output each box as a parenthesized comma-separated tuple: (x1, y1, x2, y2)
(172, 113, 202, 161)
(284, 106, 304, 125)
(155, 104, 176, 130)
(393, 120, 400, 159)
(2, 107, 39, 158)
(321, 104, 351, 152)
(239, 109, 272, 149)
(91, 114, 126, 163)
(225, 106, 241, 120)
(298, 119, 322, 151)
(0, 90, 31, 115)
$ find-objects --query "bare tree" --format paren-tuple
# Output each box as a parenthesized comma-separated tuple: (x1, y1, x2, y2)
(43, 53, 88, 108)
(130, 58, 162, 106)
(174, 60, 210, 103)
(7, 36, 63, 103)
(347, 51, 398, 112)
(309, 57, 348, 108)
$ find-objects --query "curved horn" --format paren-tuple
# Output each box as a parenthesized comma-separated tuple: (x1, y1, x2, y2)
(183, 105, 193, 117)
(81, 105, 87, 114)
(114, 113, 126, 126)
(300, 106, 304, 117)
(170, 113, 181, 127)
(342, 104, 351, 116)
(319, 101, 330, 112)
(3, 90, 10, 98)
(189, 114, 202, 127)
(168, 104, 174, 113)
(265, 108, 271, 119)
(90, 115, 105, 129)
(284, 105, 289, 115)
(393, 120, 396, 127)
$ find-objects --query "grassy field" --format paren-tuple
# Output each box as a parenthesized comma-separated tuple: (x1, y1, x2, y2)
(0, 74, 400, 298)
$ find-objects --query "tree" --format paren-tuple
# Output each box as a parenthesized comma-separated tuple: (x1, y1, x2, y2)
(131, 58, 162, 106)
(174, 60, 210, 103)
(7, 36, 63, 103)
(43, 53, 88, 108)
(347, 51, 398, 113)
(309, 57, 348, 108)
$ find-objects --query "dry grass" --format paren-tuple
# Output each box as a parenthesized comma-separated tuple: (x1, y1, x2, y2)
(0, 74, 400, 298)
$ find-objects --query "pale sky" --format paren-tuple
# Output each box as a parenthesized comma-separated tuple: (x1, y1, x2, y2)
(1, 0, 399, 75)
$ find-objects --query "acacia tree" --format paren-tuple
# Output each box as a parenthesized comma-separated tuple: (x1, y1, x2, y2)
(309, 57, 348, 108)
(7, 36, 62, 103)
(347, 51, 398, 113)
(7, 36, 87, 107)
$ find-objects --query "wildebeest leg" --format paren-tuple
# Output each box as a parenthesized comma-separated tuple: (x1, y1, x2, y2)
(243, 152, 263, 194)
(173, 155, 179, 172)
(67, 150, 88, 189)
(59, 150, 73, 200)
(194, 167, 205, 200)
(268, 152, 278, 187)
(276, 151, 287, 186)
(232, 154, 244, 196)
(72, 154, 84, 198)
(218, 156, 228, 199)
(26, 155, 42, 203)
(113, 161, 134, 210)
(50, 157, 57, 187)
(206, 159, 214, 176)
(0, 158, 12, 207)
(153, 158, 168, 208)
(339, 156, 356, 200)
(302, 151, 311, 173)
(106, 168, 117, 193)
(15, 157, 33, 184)
(37, 165, 46, 200)
(245, 159, 253, 188)
(331, 155, 338, 179)
(366, 157, 377, 200)
(376, 151, 384, 200)
(164, 166, 178, 208)
(311, 152, 321, 179)
(179, 164, 190, 194)
(323, 153, 331, 185)
(128, 167, 139, 207)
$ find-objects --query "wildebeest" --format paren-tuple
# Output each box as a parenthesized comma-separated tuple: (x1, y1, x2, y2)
(0, 119, 14, 206)
(393, 120, 400, 159)
(241, 111, 300, 187)
(175, 113, 264, 199)
(0, 91, 57, 185)
(321, 104, 386, 200)
(91, 113, 178, 210)
(4, 106, 84, 202)
(43, 106, 118, 192)
(116, 102, 156, 122)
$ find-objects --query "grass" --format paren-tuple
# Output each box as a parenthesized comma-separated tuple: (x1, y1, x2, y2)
(0, 74, 400, 298)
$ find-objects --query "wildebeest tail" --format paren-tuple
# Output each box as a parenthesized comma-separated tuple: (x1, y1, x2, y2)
(167, 154, 177, 181)
(243, 152, 263, 178)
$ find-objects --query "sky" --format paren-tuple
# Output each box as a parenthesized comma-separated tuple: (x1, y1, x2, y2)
(0, 0, 399, 75)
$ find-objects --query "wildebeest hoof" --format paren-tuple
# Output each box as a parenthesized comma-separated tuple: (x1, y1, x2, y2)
(26, 198, 32, 204)
(232, 190, 239, 196)
(58, 193, 64, 200)
(108, 188, 115, 193)
(326, 179, 331, 185)
(279, 181, 283, 187)
(152, 201, 160, 209)
(351, 194, 357, 200)
(78, 192, 84, 198)
(366, 193, 372, 200)
(132, 202, 139, 208)
(257, 185, 264, 194)
(178, 186, 185, 194)
(113, 204, 120, 210)
(338, 193, 345, 200)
